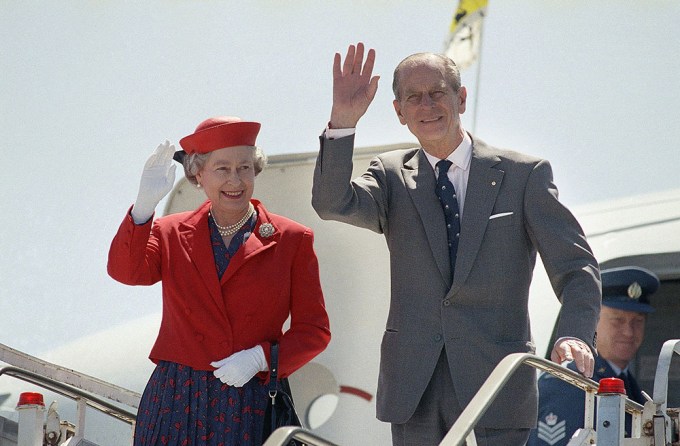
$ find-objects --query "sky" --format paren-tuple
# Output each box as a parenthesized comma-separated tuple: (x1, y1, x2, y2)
(2, 0, 679, 366)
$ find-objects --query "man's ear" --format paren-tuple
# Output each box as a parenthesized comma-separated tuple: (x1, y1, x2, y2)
(393, 100, 407, 125)
(458, 86, 468, 114)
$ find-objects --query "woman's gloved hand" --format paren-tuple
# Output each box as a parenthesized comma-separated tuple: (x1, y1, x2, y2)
(131, 140, 177, 224)
(211, 345, 268, 387)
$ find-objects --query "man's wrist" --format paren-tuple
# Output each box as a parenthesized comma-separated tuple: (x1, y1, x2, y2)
(324, 125, 355, 140)
(554, 336, 595, 355)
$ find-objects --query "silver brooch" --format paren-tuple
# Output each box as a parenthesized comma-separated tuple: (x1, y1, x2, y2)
(259, 223, 275, 238)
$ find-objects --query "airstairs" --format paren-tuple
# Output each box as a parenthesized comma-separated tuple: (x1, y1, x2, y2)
(0, 343, 140, 445)
(437, 339, 679, 446)
(1, 340, 678, 446)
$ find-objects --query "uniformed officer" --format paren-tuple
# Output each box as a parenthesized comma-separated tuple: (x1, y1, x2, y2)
(527, 266, 660, 446)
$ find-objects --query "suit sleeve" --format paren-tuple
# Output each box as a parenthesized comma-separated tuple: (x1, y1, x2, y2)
(523, 160, 601, 350)
(273, 227, 331, 378)
(312, 134, 389, 234)
(107, 207, 162, 286)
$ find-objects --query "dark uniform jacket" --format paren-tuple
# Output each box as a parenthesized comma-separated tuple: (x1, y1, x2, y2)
(528, 356, 645, 446)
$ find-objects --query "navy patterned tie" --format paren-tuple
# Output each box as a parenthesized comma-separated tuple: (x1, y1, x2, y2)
(435, 159, 461, 275)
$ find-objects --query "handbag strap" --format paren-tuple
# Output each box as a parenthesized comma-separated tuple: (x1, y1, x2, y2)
(268, 342, 279, 400)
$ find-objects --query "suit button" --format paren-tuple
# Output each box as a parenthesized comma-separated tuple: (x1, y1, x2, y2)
(434, 334, 443, 342)
(443, 299, 451, 306)
(195, 333, 205, 342)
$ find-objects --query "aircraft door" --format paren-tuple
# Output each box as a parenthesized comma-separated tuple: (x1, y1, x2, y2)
(632, 279, 680, 406)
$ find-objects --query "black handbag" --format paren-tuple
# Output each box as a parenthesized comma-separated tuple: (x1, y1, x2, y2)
(262, 342, 303, 445)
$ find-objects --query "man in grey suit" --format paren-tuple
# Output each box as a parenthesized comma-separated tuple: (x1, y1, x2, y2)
(311, 43, 601, 446)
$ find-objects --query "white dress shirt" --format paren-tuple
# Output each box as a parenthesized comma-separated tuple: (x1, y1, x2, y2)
(422, 132, 472, 218)
(324, 128, 472, 217)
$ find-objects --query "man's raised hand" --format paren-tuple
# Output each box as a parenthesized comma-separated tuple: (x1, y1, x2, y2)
(330, 42, 380, 129)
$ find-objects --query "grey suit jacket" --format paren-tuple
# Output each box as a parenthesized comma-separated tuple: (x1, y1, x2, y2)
(311, 134, 600, 428)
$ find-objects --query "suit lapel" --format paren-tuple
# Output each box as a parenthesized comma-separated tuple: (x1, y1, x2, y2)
(450, 141, 504, 294)
(178, 202, 224, 307)
(176, 207, 235, 338)
(402, 150, 451, 286)
(179, 201, 279, 307)
(594, 355, 613, 379)
(220, 201, 278, 284)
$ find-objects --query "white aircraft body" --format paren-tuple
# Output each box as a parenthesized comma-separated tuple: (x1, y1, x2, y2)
(1, 144, 679, 445)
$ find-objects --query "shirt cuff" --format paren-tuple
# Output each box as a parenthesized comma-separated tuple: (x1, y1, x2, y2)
(323, 126, 356, 140)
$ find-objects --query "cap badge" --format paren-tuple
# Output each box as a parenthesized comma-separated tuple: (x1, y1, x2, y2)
(627, 282, 642, 300)
(259, 223, 275, 238)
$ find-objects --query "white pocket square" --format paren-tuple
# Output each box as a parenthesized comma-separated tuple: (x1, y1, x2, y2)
(489, 212, 514, 220)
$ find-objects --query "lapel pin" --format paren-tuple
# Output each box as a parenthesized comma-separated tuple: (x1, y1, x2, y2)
(491, 181, 497, 186)
(259, 223, 275, 238)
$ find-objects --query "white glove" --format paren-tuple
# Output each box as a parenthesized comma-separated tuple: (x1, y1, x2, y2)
(211, 345, 268, 387)
(131, 141, 177, 224)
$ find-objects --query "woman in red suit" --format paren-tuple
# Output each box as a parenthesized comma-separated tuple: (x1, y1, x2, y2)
(108, 116, 331, 445)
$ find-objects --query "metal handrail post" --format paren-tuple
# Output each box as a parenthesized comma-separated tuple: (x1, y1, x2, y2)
(652, 339, 680, 413)
(75, 397, 87, 437)
(651, 339, 680, 445)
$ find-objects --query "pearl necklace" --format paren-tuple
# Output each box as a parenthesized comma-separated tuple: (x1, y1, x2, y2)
(210, 203, 255, 237)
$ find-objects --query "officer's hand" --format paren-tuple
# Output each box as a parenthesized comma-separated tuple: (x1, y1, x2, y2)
(551, 338, 594, 378)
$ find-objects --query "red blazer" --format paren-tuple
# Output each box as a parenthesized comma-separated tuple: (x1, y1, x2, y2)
(108, 199, 330, 378)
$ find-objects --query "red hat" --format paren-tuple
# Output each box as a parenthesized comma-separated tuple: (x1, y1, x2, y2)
(179, 116, 261, 154)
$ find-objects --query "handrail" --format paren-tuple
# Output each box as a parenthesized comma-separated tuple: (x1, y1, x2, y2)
(650, 339, 680, 445)
(439, 353, 645, 446)
(4, 342, 674, 445)
(262, 426, 340, 446)
(652, 339, 680, 413)
(0, 343, 141, 408)
(253, 353, 656, 446)
(0, 342, 141, 442)
(0, 366, 137, 425)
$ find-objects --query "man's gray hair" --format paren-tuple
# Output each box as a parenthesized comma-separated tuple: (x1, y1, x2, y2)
(392, 53, 461, 101)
